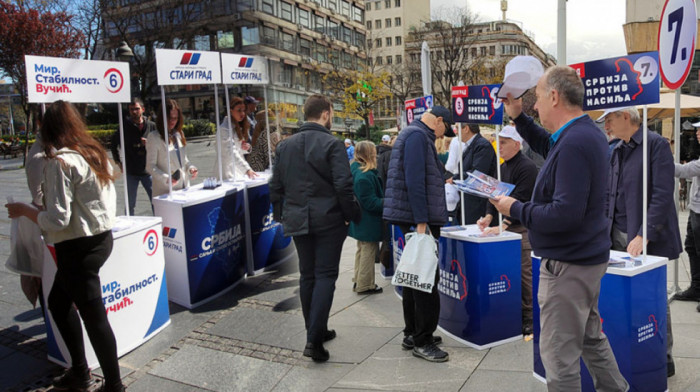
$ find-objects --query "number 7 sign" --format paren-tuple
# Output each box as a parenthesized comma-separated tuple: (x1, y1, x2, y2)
(658, 0, 698, 89)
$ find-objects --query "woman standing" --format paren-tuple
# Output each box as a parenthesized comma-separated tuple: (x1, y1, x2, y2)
(146, 99, 198, 196)
(248, 109, 281, 172)
(214, 96, 256, 180)
(6, 101, 124, 391)
(348, 141, 384, 294)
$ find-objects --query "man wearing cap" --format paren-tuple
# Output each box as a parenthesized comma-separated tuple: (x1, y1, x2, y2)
(601, 106, 680, 377)
(383, 105, 455, 362)
(244, 96, 259, 131)
(345, 138, 355, 160)
(496, 66, 628, 391)
(477, 125, 538, 335)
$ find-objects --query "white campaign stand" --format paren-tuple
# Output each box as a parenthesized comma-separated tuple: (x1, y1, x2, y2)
(42, 216, 170, 368)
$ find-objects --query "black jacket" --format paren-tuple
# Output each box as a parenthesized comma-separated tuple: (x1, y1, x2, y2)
(269, 122, 359, 236)
(110, 116, 156, 176)
(460, 133, 497, 224)
(376, 143, 392, 190)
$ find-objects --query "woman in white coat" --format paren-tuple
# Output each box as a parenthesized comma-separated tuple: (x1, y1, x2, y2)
(147, 99, 198, 197)
(214, 96, 257, 181)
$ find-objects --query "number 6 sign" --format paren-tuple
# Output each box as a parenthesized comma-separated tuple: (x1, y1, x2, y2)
(658, 0, 697, 89)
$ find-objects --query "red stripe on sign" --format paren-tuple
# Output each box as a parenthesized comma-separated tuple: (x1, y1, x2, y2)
(180, 53, 192, 65)
(238, 57, 248, 67)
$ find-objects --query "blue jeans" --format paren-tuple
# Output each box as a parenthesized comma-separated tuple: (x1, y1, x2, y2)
(126, 173, 153, 215)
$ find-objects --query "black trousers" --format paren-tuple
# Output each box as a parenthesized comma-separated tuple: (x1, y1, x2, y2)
(684, 211, 700, 289)
(49, 231, 121, 388)
(292, 224, 348, 345)
(398, 224, 441, 348)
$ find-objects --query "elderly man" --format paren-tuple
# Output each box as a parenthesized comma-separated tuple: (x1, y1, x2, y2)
(384, 105, 455, 362)
(344, 138, 355, 161)
(600, 106, 680, 377)
(477, 125, 538, 335)
(494, 66, 628, 391)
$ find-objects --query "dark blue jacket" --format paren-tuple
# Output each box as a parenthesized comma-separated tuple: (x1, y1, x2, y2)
(383, 120, 447, 226)
(510, 114, 611, 265)
(460, 133, 497, 224)
(607, 127, 682, 259)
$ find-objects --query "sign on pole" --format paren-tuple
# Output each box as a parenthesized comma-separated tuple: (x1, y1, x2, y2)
(25, 55, 130, 103)
(658, 0, 697, 89)
(221, 53, 269, 85)
(155, 48, 222, 86)
(451, 84, 503, 124)
(404, 95, 433, 125)
(569, 52, 661, 111)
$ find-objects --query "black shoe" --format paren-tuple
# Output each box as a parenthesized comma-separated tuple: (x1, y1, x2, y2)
(672, 287, 700, 301)
(357, 285, 383, 295)
(667, 360, 675, 377)
(412, 343, 449, 362)
(52, 368, 95, 391)
(697, 302, 700, 312)
(323, 329, 337, 342)
(401, 335, 443, 350)
(303, 343, 329, 362)
(96, 382, 126, 392)
(522, 324, 534, 335)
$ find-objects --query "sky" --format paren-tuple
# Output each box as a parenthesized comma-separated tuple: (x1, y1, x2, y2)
(431, 0, 629, 64)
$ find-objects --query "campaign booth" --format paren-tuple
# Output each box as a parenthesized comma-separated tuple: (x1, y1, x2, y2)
(531, 252, 668, 392)
(42, 216, 170, 368)
(437, 225, 522, 349)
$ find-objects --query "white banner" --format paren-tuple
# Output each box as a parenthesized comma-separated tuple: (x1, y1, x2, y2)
(25, 55, 131, 103)
(221, 53, 269, 85)
(155, 48, 222, 86)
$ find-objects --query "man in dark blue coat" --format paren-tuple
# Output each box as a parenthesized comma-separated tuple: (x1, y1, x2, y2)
(383, 105, 455, 362)
(600, 106, 681, 377)
(455, 123, 497, 225)
(493, 66, 628, 391)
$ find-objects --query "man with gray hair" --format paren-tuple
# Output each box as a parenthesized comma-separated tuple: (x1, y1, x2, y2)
(599, 106, 680, 377)
(495, 66, 628, 391)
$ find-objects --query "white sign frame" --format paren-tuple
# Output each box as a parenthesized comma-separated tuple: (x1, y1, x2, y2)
(155, 48, 222, 86)
(221, 53, 270, 85)
(658, 0, 698, 89)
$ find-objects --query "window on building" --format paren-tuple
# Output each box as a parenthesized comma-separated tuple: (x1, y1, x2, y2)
(300, 38, 312, 56)
(386, 37, 392, 46)
(341, 1, 350, 17)
(489, 45, 495, 56)
(480, 46, 487, 55)
(281, 31, 294, 51)
(376, 56, 382, 65)
(386, 55, 392, 64)
(315, 43, 328, 62)
(261, 0, 274, 14)
(310, 71, 322, 91)
(368, 57, 373, 66)
(217, 30, 234, 49)
(375, 19, 381, 29)
(471, 47, 477, 57)
(365, 2, 370, 10)
(342, 26, 351, 44)
(396, 54, 402, 63)
(328, 20, 339, 39)
(375, 38, 382, 47)
(315, 15, 325, 33)
(280, 1, 293, 21)
(410, 53, 417, 62)
(367, 39, 372, 49)
(328, 0, 338, 13)
(367, 21, 372, 29)
(352, 5, 363, 22)
(238, 0, 255, 11)
(356, 32, 365, 48)
(385, 0, 391, 8)
(242, 26, 260, 46)
(299, 9, 310, 27)
(331, 48, 341, 66)
(395, 0, 400, 6)
(342, 52, 352, 68)
(385, 18, 391, 27)
(395, 17, 401, 26)
(395, 36, 401, 45)
(374, 1, 381, 10)
(262, 26, 276, 45)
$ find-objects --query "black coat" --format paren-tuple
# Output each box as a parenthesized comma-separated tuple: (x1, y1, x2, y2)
(269, 122, 359, 236)
(110, 116, 156, 176)
(376, 143, 392, 190)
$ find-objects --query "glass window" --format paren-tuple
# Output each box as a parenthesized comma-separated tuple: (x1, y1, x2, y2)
(238, 0, 255, 11)
(365, 2, 370, 10)
(299, 8, 310, 27)
(385, 18, 391, 27)
(328, 0, 337, 12)
(395, 36, 401, 45)
(385, 37, 392, 46)
(395, 17, 401, 26)
(386, 55, 392, 64)
(395, 0, 400, 7)
(376, 56, 382, 65)
(262, 26, 276, 45)
(342, 26, 351, 44)
(367, 39, 372, 49)
(356, 32, 365, 48)
(281, 31, 294, 51)
(315, 43, 327, 62)
(294, 67, 306, 89)
(193, 35, 210, 51)
(375, 38, 382, 48)
(471, 47, 477, 57)
(280, 1, 293, 21)
(242, 26, 260, 46)
(396, 54, 402, 64)
(385, 0, 390, 8)
(375, 19, 381, 29)
(217, 30, 234, 49)
(353, 6, 363, 22)
(374, 1, 380, 10)
(314, 15, 325, 33)
(300, 38, 312, 56)
(489, 45, 495, 55)
(367, 21, 372, 29)
(261, 0, 274, 14)
(328, 20, 339, 39)
(342, 52, 352, 68)
(341, 1, 350, 17)
(368, 57, 373, 66)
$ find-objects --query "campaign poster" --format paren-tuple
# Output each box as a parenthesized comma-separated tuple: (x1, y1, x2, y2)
(221, 53, 269, 85)
(570, 52, 660, 111)
(404, 95, 433, 125)
(182, 190, 247, 305)
(451, 85, 504, 124)
(246, 182, 294, 274)
(155, 48, 222, 85)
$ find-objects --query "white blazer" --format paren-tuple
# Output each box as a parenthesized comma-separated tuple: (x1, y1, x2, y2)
(213, 116, 252, 181)
(146, 130, 196, 197)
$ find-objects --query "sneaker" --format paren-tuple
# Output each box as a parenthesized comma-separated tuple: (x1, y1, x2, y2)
(522, 324, 534, 335)
(672, 287, 700, 301)
(697, 303, 700, 312)
(668, 360, 675, 378)
(402, 335, 443, 350)
(412, 343, 449, 362)
(52, 368, 95, 391)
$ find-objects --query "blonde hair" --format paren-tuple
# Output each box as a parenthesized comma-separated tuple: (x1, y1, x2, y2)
(353, 140, 377, 172)
(435, 137, 451, 154)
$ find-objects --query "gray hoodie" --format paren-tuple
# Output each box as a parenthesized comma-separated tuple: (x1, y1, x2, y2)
(676, 161, 700, 213)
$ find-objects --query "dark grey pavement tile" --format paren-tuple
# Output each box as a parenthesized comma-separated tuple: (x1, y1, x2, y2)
(0, 351, 54, 390)
(271, 362, 355, 392)
(127, 374, 213, 392)
(149, 344, 291, 392)
(459, 369, 547, 392)
(206, 306, 306, 351)
(475, 338, 535, 372)
(669, 299, 700, 324)
(670, 323, 700, 358)
(329, 291, 404, 328)
(321, 325, 402, 364)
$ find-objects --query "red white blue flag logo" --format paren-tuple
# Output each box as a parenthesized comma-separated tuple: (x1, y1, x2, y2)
(180, 53, 201, 65)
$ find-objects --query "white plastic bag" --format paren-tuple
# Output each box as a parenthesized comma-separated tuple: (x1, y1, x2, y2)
(392, 232, 438, 293)
(6, 216, 44, 277)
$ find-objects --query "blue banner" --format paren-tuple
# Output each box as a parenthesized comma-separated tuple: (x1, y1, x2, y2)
(404, 95, 433, 125)
(247, 183, 293, 274)
(451, 85, 504, 125)
(570, 52, 660, 111)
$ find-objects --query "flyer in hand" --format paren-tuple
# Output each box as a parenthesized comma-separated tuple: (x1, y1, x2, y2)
(454, 170, 515, 199)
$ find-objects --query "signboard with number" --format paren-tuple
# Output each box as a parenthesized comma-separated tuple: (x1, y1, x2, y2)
(25, 55, 130, 103)
(451, 85, 504, 124)
(658, 0, 697, 89)
(570, 52, 661, 111)
(404, 95, 433, 125)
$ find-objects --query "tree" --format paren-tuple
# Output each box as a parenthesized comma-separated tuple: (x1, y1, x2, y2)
(0, 1, 84, 129)
(73, 0, 102, 60)
(323, 69, 393, 139)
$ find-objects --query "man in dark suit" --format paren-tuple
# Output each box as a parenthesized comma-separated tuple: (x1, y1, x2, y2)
(454, 123, 497, 225)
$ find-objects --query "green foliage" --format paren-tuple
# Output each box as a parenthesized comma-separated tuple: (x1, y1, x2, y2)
(86, 110, 118, 125)
(183, 119, 215, 137)
(87, 123, 118, 130)
(88, 129, 115, 147)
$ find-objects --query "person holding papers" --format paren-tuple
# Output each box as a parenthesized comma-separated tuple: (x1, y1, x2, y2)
(599, 106, 680, 377)
(476, 125, 537, 336)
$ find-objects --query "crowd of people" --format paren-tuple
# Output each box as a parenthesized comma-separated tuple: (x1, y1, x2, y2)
(5, 64, 700, 391)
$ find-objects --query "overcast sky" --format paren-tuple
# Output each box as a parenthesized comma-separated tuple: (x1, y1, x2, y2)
(431, 0, 629, 64)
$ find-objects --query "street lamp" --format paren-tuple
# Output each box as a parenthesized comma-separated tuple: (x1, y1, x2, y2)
(116, 41, 134, 60)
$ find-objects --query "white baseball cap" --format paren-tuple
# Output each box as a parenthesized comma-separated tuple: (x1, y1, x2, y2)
(595, 107, 631, 123)
(498, 125, 523, 143)
(344, 138, 352, 144)
(382, 135, 391, 142)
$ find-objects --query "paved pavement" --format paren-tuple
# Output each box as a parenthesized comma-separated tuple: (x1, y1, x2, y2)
(1, 137, 700, 391)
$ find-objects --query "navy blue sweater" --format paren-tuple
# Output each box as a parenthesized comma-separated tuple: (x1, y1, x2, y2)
(510, 113, 611, 265)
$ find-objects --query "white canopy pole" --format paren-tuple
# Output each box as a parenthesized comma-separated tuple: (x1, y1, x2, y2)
(117, 103, 129, 215)
(458, 123, 465, 226)
(643, 105, 648, 261)
(263, 85, 272, 171)
(215, 85, 223, 183)
(496, 124, 502, 234)
(672, 89, 682, 292)
(224, 86, 234, 181)
(160, 86, 173, 197)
